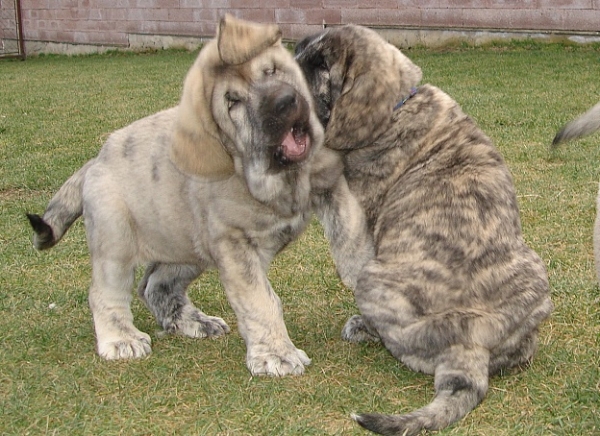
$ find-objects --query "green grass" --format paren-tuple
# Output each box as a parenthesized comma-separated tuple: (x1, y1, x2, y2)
(1, 43, 599, 435)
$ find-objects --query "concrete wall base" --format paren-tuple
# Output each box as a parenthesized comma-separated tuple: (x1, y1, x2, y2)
(370, 26, 600, 48)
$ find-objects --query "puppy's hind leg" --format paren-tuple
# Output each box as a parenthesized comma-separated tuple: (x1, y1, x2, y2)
(341, 315, 380, 343)
(489, 329, 538, 376)
(137, 263, 230, 338)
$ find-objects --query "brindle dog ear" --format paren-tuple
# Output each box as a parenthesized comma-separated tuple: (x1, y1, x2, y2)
(325, 26, 422, 151)
(170, 41, 235, 178)
(218, 14, 282, 65)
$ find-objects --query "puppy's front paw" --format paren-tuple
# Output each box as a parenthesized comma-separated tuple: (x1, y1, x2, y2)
(97, 332, 152, 360)
(247, 344, 311, 377)
(165, 305, 230, 338)
(342, 315, 380, 343)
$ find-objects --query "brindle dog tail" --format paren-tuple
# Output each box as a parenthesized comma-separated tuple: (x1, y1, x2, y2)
(552, 101, 600, 146)
(352, 345, 489, 436)
(26, 159, 95, 250)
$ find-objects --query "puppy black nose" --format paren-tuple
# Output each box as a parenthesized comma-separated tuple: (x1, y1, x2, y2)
(274, 88, 297, 114)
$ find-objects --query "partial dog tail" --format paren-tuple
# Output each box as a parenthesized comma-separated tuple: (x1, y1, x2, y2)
(553, 101, 600, 146)
(26, 159, 94, 250)
(352, 345, 489, 436)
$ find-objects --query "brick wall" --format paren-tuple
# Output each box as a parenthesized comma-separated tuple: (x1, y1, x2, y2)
(6, 0, 600, 53)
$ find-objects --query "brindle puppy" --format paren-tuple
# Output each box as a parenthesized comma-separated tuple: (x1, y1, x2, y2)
(296, 25, 553, 435)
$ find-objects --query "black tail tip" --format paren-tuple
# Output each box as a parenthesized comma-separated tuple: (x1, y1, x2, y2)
(551, 130, 565, 148)
(26, 213, 55, 250)
(352, 413, 407, 436)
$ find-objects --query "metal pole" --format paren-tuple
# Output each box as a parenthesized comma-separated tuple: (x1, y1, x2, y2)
(15, 0, 26, 59)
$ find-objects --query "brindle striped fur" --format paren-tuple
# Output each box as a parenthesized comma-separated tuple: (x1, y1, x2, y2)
(296, 25, 553, 435)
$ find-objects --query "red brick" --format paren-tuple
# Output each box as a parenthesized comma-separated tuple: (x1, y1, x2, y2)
(276, 9, 305, 24)
(305, 8, 342, 25)
(54, 0, 78, 7)
(228, 8, 276, 23)
(88, 9, 104, 20)
(391, 8, 423, 26)
(21, 0, 49, 8)
(379, 8, 422, 26)
(107, 9, 127, 20)
(180, 0, 230, 8)
(372, 0, 400, 8)
(37, 9, 55, 19)
(230, 0, 256, 8)
(135, 0, 179, 7)
(550, 9, 600, 31)
(282, 23, 325, 40)
(421, 8, 465, 28)
(75, 19, 100, 31)
(396, 0, 437, 8)
(193, 9, 218, 21)
(55, 8, 79, 19)
(538, 0, 594, 9)
(37, 29, 58, 41)
(94, 0, 129, 7)
(98, 20, 118, 31)
(342, 8, 379, 25)
(324, 0, 359, 8)
(24, 9, 37, 19)
(22, 25, 37, 39)
(126, 7, 168, 21)
(169, 8, 193, 22)
(260, 0, 290, 6)
(294, 0, 321, 6)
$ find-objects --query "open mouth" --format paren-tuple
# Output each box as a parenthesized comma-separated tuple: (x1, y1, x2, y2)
(274, 123, 311, 165)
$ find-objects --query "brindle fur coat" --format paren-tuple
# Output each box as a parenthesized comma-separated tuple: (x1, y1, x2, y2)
(296, 25, 553, 435)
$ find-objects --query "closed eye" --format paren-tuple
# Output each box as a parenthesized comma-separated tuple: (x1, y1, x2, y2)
(225, 91, 241, 110)
(315, 57, 328, 71)
(264, 66, 276, 76)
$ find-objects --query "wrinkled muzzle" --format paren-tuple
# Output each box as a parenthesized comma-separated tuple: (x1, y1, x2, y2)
(254, 81, 313, 168)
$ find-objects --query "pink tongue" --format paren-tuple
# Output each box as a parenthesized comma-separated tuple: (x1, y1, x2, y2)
(281, 130, 307, 157)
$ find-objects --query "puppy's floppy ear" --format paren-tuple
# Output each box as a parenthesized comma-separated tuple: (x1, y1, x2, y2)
(325, 26, 422, 151)
(170, 41, 235, 178)
(218, 14, 282, 65)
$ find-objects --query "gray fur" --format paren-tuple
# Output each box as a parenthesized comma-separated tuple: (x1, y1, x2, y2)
(552, 101, 600, 282)
(296, 25, 553, 434)
(553, 101, 600, 146)
(27, 16, 372, 377)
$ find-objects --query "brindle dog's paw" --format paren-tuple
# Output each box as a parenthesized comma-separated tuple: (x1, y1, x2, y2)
(163, 305, 230, 339)
(342, 315, 380, 343)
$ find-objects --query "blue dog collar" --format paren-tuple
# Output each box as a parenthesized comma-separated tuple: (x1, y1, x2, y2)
(393, 87, 418, 111)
